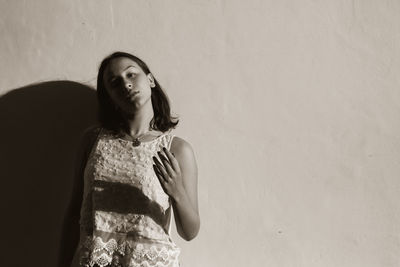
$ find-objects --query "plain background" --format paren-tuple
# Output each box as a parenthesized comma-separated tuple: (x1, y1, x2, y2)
(0, 1, 399, 266)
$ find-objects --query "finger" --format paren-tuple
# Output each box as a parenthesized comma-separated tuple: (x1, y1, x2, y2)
(157, 150, 171, 167)
(153, 163, 162, 178)
(153, 155, 163, 168)
(153, 156, 169, 180)
(153, 165, 169, 193)
(153, 164, 168, 183)
(158, 151, 174, 177)
(158, 150, 170, 164)
(162, 147, 181, 173)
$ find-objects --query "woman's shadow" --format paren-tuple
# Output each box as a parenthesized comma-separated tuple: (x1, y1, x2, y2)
(0, 81, 97, 267)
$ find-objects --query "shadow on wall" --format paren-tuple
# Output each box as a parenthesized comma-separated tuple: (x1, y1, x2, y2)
(0, 81, 97, 267)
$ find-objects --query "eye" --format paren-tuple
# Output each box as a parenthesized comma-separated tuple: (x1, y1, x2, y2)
(126, 72, 136, 78)
(110, 78, 121, 88)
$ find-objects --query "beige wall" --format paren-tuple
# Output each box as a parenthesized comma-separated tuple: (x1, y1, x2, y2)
(1, 1, 399, 266)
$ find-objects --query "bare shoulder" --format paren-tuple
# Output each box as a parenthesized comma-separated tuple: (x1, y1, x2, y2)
(82, 125, 101, 139)
(78, 125, 101, 155)
(80, 125, 101, 143)
(170, 136, 195, 157)
(170, 136, 197, 175)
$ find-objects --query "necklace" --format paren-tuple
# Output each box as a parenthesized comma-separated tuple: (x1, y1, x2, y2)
(131, 135, 143, 147)
(131, 132, 151, 147)
(118, 130, 152, 147)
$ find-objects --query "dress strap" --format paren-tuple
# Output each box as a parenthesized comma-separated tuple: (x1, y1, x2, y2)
(166, 131, 175, 150)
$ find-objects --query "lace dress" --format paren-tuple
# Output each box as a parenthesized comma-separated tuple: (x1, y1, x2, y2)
(77, 128, 180, 267)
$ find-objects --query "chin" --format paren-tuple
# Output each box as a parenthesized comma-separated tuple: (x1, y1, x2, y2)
(124, 96, 151, 113)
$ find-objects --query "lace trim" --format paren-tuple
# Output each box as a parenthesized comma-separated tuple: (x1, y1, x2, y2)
(94, 211, 169, 240)
(129, 244, 180, 267)
(79, 236, 180, 267)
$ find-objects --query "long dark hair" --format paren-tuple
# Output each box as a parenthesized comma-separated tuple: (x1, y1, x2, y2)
(97, 51, 178, 133)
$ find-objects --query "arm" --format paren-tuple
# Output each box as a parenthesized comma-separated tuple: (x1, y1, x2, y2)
(58, 126, 100, 267)
(153, 137, 200, 241)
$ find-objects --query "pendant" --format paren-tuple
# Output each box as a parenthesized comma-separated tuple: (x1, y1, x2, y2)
(132, 138, 141, 147)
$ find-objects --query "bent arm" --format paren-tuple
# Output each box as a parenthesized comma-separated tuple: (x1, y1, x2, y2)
(58, 126, 100, 267)
(170, 137, 200, 241)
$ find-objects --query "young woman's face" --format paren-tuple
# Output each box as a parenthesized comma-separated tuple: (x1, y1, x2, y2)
(103, 57, 155, 114)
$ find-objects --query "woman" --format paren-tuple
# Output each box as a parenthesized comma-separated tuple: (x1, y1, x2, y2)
(59, 52, 200, 267)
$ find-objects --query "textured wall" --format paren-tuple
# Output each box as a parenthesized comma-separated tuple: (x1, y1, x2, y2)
(1, 1, 399, 266)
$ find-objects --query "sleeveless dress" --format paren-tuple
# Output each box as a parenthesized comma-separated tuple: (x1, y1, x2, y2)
(77, 128, 180, 267)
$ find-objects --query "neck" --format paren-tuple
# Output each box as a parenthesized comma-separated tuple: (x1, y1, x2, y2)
(123, 102, 154, 136)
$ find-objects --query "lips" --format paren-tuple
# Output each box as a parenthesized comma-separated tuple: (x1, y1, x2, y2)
(126, 91, 139, 98)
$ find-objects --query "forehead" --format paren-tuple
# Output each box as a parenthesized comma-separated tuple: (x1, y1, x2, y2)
(104, 57, 143, 78)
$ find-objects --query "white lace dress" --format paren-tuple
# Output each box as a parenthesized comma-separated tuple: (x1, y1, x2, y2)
(77, 128, 180, 267)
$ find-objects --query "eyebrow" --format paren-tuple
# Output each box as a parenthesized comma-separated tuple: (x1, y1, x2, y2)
(123, 65, 137, 71)
(107, 65, 137, 81)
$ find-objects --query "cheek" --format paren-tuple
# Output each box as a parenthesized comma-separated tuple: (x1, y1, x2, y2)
(137, 79, 152, 94)
(137, 77, 150, 89)
(144, 86, 153, 99)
